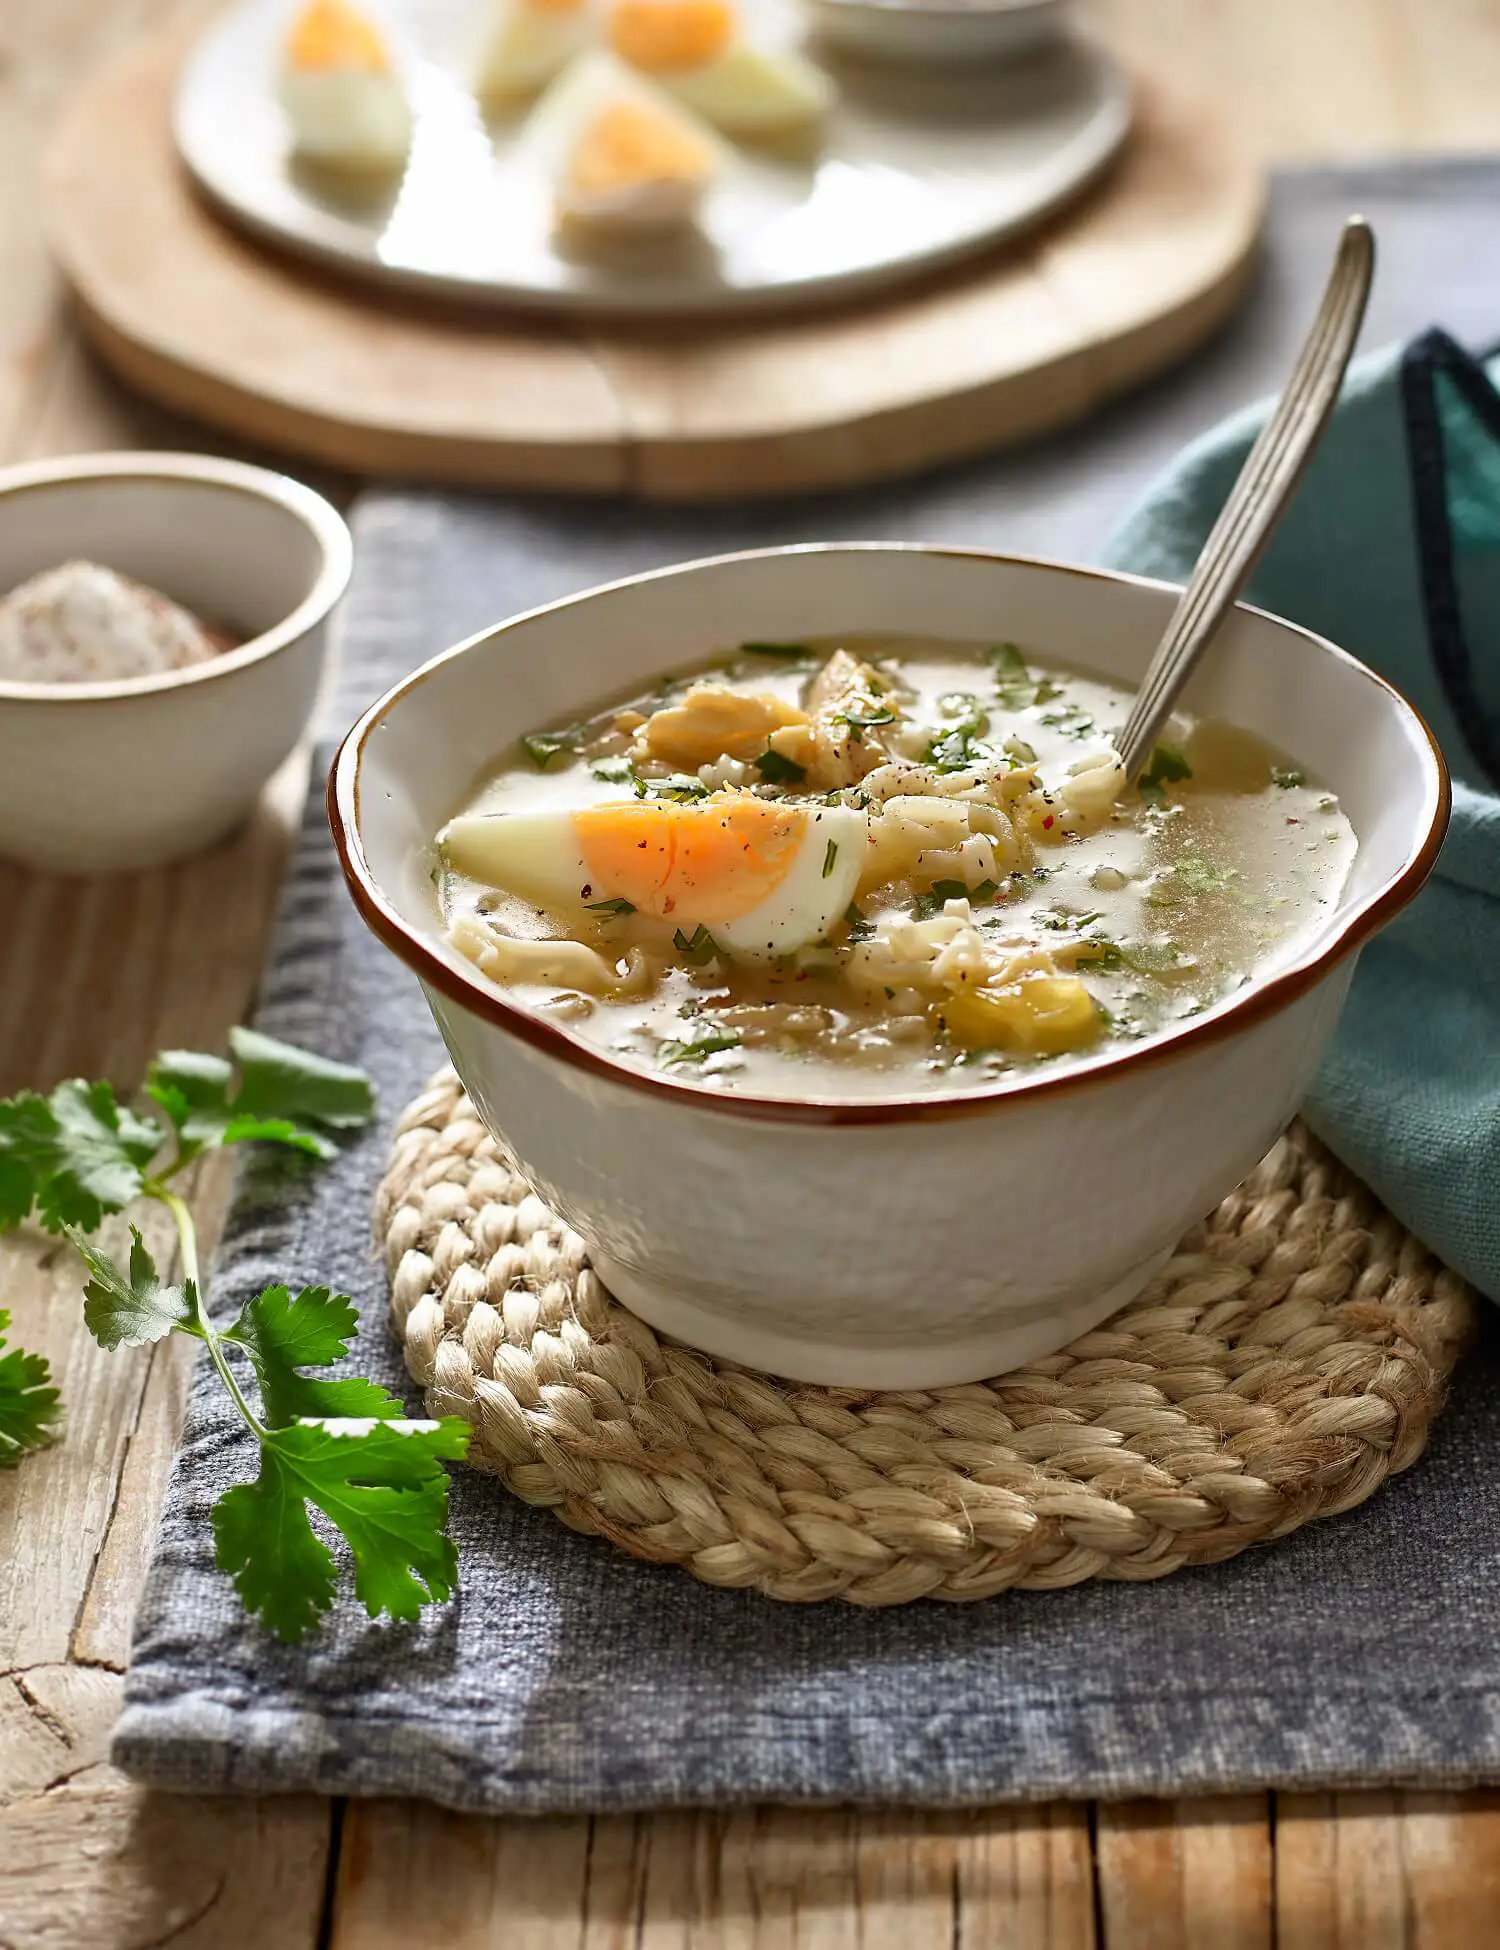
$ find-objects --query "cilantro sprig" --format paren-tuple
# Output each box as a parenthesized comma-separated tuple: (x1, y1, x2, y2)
(0, 1029, 469, 1640)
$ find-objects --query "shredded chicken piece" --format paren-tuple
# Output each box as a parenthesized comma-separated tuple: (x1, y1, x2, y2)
(637, 684, 808, 769)
(763, 649, 901, 791)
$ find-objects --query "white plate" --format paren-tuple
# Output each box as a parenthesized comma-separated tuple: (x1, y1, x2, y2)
(808, 0, 1070, 68)
(173, 0, 1131, 318)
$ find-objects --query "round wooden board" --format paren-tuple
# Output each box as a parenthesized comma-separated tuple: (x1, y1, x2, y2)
(44, 24, 1263, 501)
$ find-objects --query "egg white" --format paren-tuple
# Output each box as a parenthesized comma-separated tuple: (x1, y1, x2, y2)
(659, 42, 834, 136)
(527, 50, 723, 231)
(441, 808, 595, 910)
(440, 801, 869, 960)
(477, 0, 594, 104)
(279, 66, 412, 170)
(711, 804, 867, 958)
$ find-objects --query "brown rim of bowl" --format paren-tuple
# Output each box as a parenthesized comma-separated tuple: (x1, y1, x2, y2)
(0, 452, 353, 704)
(328, 542, 1452, 1130)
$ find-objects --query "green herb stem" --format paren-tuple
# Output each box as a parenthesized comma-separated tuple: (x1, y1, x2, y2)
(153, 1184, 265, 1439)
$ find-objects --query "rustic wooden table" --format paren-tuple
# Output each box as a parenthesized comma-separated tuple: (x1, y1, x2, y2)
(3, 2, 1499, 1943)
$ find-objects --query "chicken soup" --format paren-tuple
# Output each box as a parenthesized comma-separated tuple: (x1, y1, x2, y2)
(434, 636, 1356, 1098)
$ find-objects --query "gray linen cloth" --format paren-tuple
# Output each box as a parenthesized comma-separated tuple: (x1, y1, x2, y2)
(116, 163, 1500, 1810)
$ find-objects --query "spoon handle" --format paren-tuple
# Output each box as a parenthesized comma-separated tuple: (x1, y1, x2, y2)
(1117, 216, 1376, 782)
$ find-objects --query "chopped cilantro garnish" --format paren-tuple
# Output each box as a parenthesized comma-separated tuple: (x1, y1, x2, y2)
(832, 704, 896, 742)
(1040, 705, 1097, 740)
(926, 723, 993, 774)
(1271, 765, 1306, 789)
(755, 748, 806, 785)
(914, 880, 971, 919)
(521, 725, 585, 769)
(585, 897, 636, 918)
(1174, 856, 1237, 896)
(590, 757, 636, 784)
(822, 839, 839, 878)
(740, 640, 813, 659)
(635, 775, 710, 803)
(991, 643, 1063, 710)
(659, 1029, 742, 1066)
(1138, 743, 1194, 805)
(672, 925, 721, 964)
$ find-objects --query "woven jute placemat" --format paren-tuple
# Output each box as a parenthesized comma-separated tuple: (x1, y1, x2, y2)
(377, 1068, 1477, 1605)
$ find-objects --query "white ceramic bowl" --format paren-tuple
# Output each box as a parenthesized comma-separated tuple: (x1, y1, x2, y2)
(0, 452, 351, 873)
(330, 545, 1448, 1388)
(810, 0, 1070, 67)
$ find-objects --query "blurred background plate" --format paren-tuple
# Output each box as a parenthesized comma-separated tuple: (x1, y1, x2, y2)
(173, 0, 1132, 318)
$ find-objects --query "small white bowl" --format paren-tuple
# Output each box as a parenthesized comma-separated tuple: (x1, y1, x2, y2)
(810, 0, 1070, 68)
(0, 452, 351, 873)
(330, 545, 1448, 1389)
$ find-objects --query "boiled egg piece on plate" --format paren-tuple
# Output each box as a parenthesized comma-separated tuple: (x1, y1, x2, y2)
(607, 0, 835, 136)
(440, 797, 869, 959)
(530, 51, 723, 232)
(477, 0, 594, 105)
(278, 0, 412, 172)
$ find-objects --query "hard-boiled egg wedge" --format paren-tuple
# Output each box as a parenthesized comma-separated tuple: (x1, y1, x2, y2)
(440, 796, 869, 960)
(279, 0, 412, 173)
(530, 51, 723, 232)
(608, 0, 834, 137)
(477, 0, 594, 106)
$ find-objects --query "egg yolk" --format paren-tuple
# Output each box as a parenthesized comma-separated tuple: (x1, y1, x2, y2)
(574, 799, 803, 921)
(287, 0, 391, 71)
(608, 0, 736, 73)
(567, 101, 715, 192)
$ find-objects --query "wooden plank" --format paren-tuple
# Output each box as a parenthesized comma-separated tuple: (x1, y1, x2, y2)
(1276, 1791, 1500, 1950)
(329, 1802, 1095, 1948)
(0, 1767, 333, 1950)
(1095, 1796, 1273, 1950)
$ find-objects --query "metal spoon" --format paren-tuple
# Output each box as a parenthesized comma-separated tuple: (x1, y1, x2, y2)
(1117, 216, 1376, 781)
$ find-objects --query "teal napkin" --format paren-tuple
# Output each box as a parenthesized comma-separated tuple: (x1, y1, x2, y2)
(1103, 330, 1500, 1302)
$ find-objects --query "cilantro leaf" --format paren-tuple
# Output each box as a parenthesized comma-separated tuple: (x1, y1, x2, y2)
(634, 775, 710, 803)
(224, 1285, 402, 1427)
(753, 748, 806, 785)
(211, 1418, 470, 1640)
(68, 1225, 196, 1350)
(227, 1028, 373, 1132)
(992, 643, 1062, 710)
(672, 925, 721, 965)
(659, 1029, 742, 1067)
(831, 704, 895, 739)
(0, 1092, 55, 1230)
(146, 1050, 235, 1161)
(1138, 743, 1194, 805)
(739, 640, 813, 659)
(0, 1309, 60, 1464)
(219, 1115, 337, 1161)
(521, 724, 585, 769)
(12, 1081, 161, 1235)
